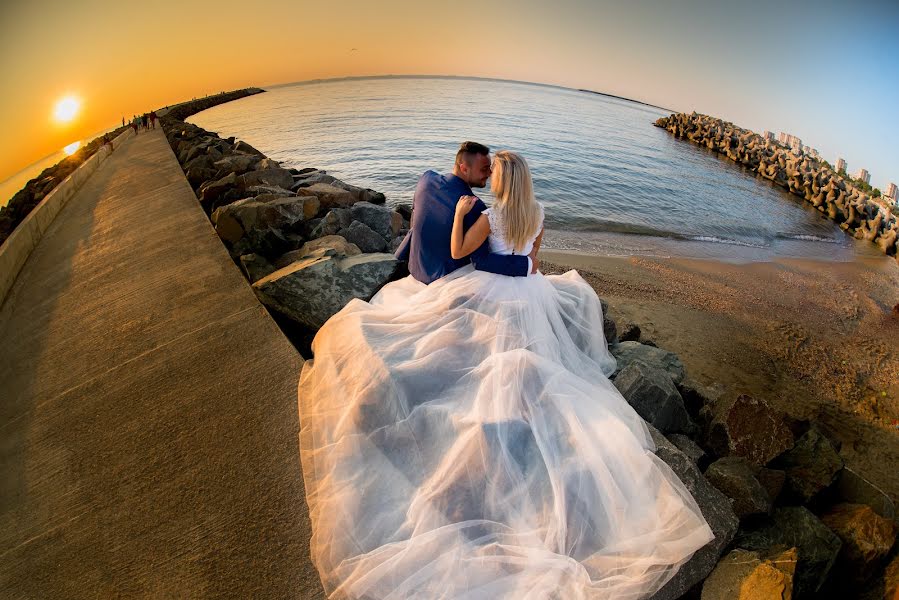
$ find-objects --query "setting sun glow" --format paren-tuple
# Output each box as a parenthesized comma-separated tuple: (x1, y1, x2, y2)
(63, 141, 81, 155)
(53, 96, 80, 123)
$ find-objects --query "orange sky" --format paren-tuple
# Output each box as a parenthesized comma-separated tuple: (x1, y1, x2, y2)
(2, 0, 897, 188)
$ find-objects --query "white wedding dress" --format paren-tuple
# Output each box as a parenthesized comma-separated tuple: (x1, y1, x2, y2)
(297, 203, 714, 599)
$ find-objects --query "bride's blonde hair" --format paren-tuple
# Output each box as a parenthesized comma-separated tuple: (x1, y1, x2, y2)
(490, 151, 541, 253)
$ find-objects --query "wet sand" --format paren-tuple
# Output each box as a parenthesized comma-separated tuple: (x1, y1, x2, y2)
(540, 250, 899, 501)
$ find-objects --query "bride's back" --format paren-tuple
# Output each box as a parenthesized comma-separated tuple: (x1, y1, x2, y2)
(483, 201, 545, 257)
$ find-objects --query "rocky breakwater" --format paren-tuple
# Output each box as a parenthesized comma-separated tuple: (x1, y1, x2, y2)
(602, 327, 899, 599)
(0, 124, 130, 246)
(654, 112, 899, 263)
(159, 105, 410, 344)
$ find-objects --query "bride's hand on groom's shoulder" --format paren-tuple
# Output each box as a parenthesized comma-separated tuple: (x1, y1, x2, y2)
(455, 195, 477, 217)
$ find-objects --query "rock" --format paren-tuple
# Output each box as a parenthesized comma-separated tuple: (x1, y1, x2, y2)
(199, 172, 238, 208)
(704, 394, 794, 466)
(256, 157, 281, 170)
(233, 139, 264, 156)
(834, 467, 897, 521)
(245, 184, 296, 198)
(755, 468, 786, 505)
(883, 554, 899, 600)
(291, 173, 338, 190)
(311, 209, 353, 238)
(252, 252, 399, 330)
(618, 321, 641, 342)
(735, 506, 842, 598)
(237, 168, 295, 191)
(388, 234, 407, 254)
(611, 341, 686, 385)
(647, 424, 739, 600)
(395, 202, 413, 221)
(239, 253, 276, 283)
(350, 201, 404, 240)
(704, 457, 772, 519)
(213, 154, 259, 175)
(603, 314, 618, 346)
(774, 427, 843, 502)
(273, 235, 361, 268)
(185, 166, 218, 189)
(701, 547, 797, 600)
(819, 503, 897, 583)
(667, 433, 707, 465)
(613, 361, 696, 434)
(297, 182, 360, 210)
(339, 220, 388, 253)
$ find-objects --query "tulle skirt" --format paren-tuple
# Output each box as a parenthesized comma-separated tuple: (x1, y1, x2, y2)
(297, 265, 714, 599)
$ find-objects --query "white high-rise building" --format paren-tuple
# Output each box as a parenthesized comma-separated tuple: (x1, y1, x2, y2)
(762, 130, 775, 142)
(855, 168, 871, 185)
(835, 158, 846, 173)
(778, 132, 788, 144)
(885, 182, 897, 202)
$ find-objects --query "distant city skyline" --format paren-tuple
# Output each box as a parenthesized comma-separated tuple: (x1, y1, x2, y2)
(1, 0, 896, 190)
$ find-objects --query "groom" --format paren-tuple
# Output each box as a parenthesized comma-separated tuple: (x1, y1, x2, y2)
(394, 141, 538, 284)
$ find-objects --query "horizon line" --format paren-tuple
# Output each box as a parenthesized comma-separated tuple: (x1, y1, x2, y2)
(257, 73, 678, 113)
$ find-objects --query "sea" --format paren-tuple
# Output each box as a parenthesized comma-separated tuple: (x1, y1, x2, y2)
(176, 76, 881, 263)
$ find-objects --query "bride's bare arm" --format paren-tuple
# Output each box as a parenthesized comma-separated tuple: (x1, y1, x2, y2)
(451, 196, 491, 259)
(532, 227, 545, 254)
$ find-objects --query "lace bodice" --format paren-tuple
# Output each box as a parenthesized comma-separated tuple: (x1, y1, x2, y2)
(483, 202, 545, 256)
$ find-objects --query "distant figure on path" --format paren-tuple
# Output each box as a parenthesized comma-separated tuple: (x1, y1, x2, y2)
(141, 114, 148, 129)
(131, 116, 139, 135)
(149, 110, 157, 129)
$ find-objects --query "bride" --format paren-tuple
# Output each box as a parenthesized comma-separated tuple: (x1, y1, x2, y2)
(297, 151, 714, 599)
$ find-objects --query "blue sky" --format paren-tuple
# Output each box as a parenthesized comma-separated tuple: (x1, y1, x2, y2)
(1, 0, 897, 189)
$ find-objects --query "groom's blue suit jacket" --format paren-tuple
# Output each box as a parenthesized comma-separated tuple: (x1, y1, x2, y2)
(394, 171, 530, 284)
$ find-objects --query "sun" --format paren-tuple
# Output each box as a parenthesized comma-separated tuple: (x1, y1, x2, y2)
(53, 96, 80, 123)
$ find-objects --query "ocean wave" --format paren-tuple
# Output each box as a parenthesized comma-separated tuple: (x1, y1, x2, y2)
(775, 233, 836, 243)
(683, 235, 768, 248)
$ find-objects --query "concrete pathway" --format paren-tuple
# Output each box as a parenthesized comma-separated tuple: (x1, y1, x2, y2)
(0, 126, 325, 598)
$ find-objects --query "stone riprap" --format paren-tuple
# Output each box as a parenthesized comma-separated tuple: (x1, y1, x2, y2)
(655, 112, 899, 262)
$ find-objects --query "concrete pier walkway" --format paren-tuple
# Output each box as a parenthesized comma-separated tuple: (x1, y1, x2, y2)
(0, 126, 325, 597)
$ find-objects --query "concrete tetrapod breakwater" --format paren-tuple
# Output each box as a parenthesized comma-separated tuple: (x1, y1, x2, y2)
(0, 119, 325, 598)
(654, 112, 899, 263)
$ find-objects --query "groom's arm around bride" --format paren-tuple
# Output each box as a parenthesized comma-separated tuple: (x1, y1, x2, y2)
(394, 142, 537, 284)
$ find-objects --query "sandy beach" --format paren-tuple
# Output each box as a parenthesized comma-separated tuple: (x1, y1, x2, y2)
(540, 250, 899, 501)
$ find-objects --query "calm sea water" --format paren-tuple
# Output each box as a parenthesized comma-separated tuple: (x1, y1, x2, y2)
(188, 77, 881, 262)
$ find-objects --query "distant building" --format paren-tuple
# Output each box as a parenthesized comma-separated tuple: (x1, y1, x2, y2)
(885, 182, 897, 203)
(790, 137, 802, 151)
(855, 168, 871, 185)
(835, 158, 847, 173)
(762, 130, 775, 142)
(778, 132, 788, 144)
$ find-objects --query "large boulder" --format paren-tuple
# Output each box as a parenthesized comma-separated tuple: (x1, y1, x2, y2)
(311, 208, 353, 238)
(704, 457, 772, 519)
(199, 172, 237, 208)
(350, 201, 404, 240)
(233, 139, 264, 156)
(773, 427, 843, 502)
(239, 253, 277, 283)
(339, 220, 388, 253)
(237, 167, 295, 191)
(734, 506, 842, 598)
(252, 252, 399, 330)
(647, 425, 739, 600)
(613, 361, 695, 434)
(703, 394, 794, 466)
(297, 182, 360, 210)
(273, 235, 361, 268)
(211, 195, 314, 257)
(818, 503, 897, 584)
(700, 547, 797, 600)
(213, 154, 259, 175)
(611, 341, 686, 385)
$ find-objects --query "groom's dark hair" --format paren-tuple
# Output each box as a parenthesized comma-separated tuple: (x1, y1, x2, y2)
(455, 141, 490, 167)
